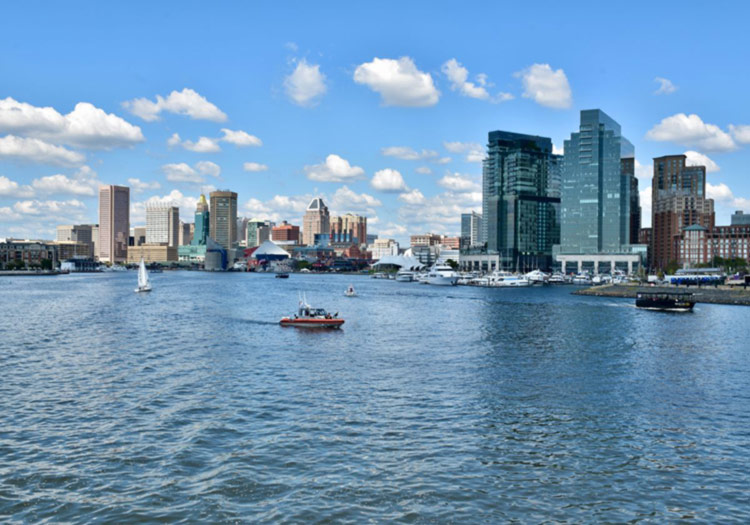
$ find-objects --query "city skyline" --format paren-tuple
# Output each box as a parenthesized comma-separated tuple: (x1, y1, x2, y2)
(2, 2, 750, 244)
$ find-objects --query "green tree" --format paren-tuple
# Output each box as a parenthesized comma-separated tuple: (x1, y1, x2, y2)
(664, 260, 679, 276)
(445, 259, 458, 270)
(40, 258, 53, 270)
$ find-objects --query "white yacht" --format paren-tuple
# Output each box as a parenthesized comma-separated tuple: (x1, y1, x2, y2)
(572, 273, 593, 285)
(489, 271, 530, 287)
(426, 264, 459, 286)
(548, 272, 567, 284)
(395, 269, 415, 282)
(524, 269, 549, 285)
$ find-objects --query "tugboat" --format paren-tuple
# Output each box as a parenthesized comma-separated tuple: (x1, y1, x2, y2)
(279, 295, 345, 328)
(635, 290, 695, 312)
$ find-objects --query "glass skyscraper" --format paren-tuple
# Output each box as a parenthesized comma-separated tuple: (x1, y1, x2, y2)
(481, 130, 561, 270)
(560, 109, 635, 255)
(191, 194, 209, 246)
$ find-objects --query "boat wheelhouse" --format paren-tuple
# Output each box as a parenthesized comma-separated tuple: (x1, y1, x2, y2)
(635, 290, 695, 312)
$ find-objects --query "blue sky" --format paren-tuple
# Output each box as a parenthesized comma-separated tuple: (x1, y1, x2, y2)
(2, 1, 749, 243)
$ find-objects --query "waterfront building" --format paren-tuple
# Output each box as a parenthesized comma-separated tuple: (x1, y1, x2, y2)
(410, 233, 442, 247)
(330, 213, 367, 245)
(366, 234, 378, 245)
(126, 244, 178, 264)
(53, 241, 93, 261)
(621, 157, 642, 245)
(178, 244, 207, 264)
(192, 194, 210, 246)
(555, 110, 642, 274)
(478, 130, 561, 271)
(271, 221, 300, 245)
(677, 223, 750, 266)
(131, 227, 146, 246)
(179, 221, 193, 245)
(371, 238, 399, 260)
(209, 190, 238, 251)
(91, 225, 98, 261)
(461, 212, 483, 248)
(0, 239, 58, 269)
(246, 219, 273, 248)
(302, 197, 330, 246)
(98, 185, 129, 264)
(146, 204, 179, 247)
(56, 224, 94, 258)
(731, 210, 750, 226)
(651, 154, 714, 270)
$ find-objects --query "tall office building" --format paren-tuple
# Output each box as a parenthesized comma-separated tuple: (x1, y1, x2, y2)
(271, 221, 300, 244)
(236, 217, 249, 243)
(145, 204, 179, 247)
(461, 211, 483, 247)
(481, 130, 561, 270)
(330, 213, 367, 245)
(302, 197, 330, 246)
(179, 221, 193, 245)
(191, 194, 209, 246)
(56, 224, 95, 258)
(621, 157, 641, 245)
(246, 219, 273, 247)
(651, 154, 714, 270)
(209, 190, 238, 251)
(98, 185, 129, 264)
(557, 110, 642, 273)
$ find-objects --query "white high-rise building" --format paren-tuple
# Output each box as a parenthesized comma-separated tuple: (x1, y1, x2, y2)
(146, 204, 179, 247)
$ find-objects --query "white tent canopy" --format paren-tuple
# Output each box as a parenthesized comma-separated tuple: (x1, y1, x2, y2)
(372, 255, 425, 270)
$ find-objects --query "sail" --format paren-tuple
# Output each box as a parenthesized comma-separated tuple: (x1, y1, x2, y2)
(138, 258, 150, 289)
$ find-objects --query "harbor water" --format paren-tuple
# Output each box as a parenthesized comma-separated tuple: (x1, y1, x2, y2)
(2, 272, 749, 522)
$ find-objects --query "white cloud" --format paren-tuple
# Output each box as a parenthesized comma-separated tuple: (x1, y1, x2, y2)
(684, 150, 719, 173)
(415, 166, 432, 175)
(128, 178, 161, 193)
(242, 193, 314, 224)
(374, 222, 407, 238)
(304, 154, 365, 182)
(381, 146, 438, 161)
(354, 57, 439, 107)
(634, 159, 652, 181)
(398, 190, 481, 234)
(284, 59, 327, 107)
(371, 168, 408, 193)
(12, 199, 86, 218)
(0, 175, 34, 198)
(182, 136, 221, 153)
(160, 161, 219, 185)
(0, 135, 85, 166)
(398, 188, 426, 205)
(437, 172, 481, 192)
(435, 156, 452, 164)
(646, 113, 736, 152)
(31, 166, 99, 196)
(443, 141, 484, 162)
(515, 63, 572, 109)
(729, 124, 750, 144)
(441, 59, 513, 103)
(243, 162, 269, 172)
(654, 77, 677, 95)
(167, 132, 181, 146)
(122, 88, 227, 122)
(707, 182, 750, 211)
(220, 128, 262, 147)
(0, 97, 144, 150)
(640, 186, 652, 228)
(552, 143, 564, 155)
(329, 185, 382, 216)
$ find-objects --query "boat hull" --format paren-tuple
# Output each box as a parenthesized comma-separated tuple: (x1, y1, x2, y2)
(636, 299, 695, 312)
(134, 287, 152, 293)
(279, 318, 345, 328)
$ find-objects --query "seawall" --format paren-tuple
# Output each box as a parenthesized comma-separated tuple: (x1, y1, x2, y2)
(574, 284, 750, 306)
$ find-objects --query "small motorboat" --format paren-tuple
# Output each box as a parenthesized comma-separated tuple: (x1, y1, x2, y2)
(344, 285, 357, 297)
(280, 296, 344, 328)
(275, 273, 289, 279)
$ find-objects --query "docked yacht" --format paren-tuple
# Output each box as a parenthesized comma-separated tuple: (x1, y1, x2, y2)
(548, 272, 567, 284)
(489, 271, 530, 287)
(426, 264, 459, 286)
(524, 269, 549, 285)
(572, 273, 593, 285)
(395, 269, 415, 282)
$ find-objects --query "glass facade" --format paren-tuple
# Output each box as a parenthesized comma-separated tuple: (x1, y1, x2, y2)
(560, 110, 634, 255)
(481, 131, 561, 270)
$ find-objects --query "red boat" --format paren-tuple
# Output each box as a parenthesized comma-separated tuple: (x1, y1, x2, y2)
(280, 301, 344, 329)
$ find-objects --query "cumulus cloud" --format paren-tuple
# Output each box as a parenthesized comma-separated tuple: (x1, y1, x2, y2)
(634, 159, 652, 181)
(437, 172, 481, 192)
(515, 63, 572, 109)
(729, 124, 750, 144)
(654, 77, 677, 95)
(374, 222, 408, 238)
(11, 199, 86, 218)
(354, 57, 439, 107)
(707, 182, 750, 211)
(127, 178, 161, 193)
(195, 160, 221, 178)
(0, 175, 34, 198)
(443, 141, 484, 162)
(381, 146, 438, 161)
(441, 59, 513, 103)
(0, 135, 85, 166)
(684, 150, 719, 173)
(305, 154, 365, 182)
(0, 97, 144, 150)
(371, 168, 408, 193)
(243, 162, 269, 172)
(284, 59, 327, 107)
(329, 185, 382, 216)
(220, 128, 262, 147)
(243, 193, 314, 224)
(552, 143, 564, 155)
(415, 166, 432, 175)
(31, 166, 99, 197)
(398, 188, 426, 205)
(122, 88, 227, 122)
(398, 190, 481, 234)
(646, 113, 736, 152)
(161, 161, 221, 184)
(167, 134, 220, 153)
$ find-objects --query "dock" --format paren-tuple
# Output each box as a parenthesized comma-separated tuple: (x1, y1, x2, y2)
(574, 284, 750, 306)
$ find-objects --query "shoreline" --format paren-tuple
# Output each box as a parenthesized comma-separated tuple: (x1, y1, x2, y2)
(574, 284, 750, 306)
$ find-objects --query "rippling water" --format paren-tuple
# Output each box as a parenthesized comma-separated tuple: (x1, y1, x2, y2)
(2, 271, 749, 522)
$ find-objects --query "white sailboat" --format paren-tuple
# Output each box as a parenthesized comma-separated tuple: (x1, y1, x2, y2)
(134, 257, 152, 293)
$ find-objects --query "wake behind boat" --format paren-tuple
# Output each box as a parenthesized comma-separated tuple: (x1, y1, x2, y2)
(280, 295, 344, 328)
(134, 258, 152, 293)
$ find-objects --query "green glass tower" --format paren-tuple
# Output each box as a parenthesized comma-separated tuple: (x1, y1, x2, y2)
(191, 194, 209, 246)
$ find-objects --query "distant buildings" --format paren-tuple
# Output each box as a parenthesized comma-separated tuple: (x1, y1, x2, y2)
(461, 211, 482, 247)
(192, 194, 210, 246)
(145, 204, 179, 247)
(678, 223, 750, 266)
(302, 197, 330, 246)
(651, 154, 714, 270)
(209, 190, 238, 251)
(330, 213, 366, 245)
(126, 244, 178, 264)
(179, 221, 193, 246)
(410, 233, 442, 247)
(98, 185, 129, 264)
(246, 219, 273, 247)
(56, 224, 95, 258)
(556, 110, 642, 274)
(371, 238, 399, 259)
(271, 221, 300, 244)
(1, 239, 58, 269)
(732, 211, 750, 226)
